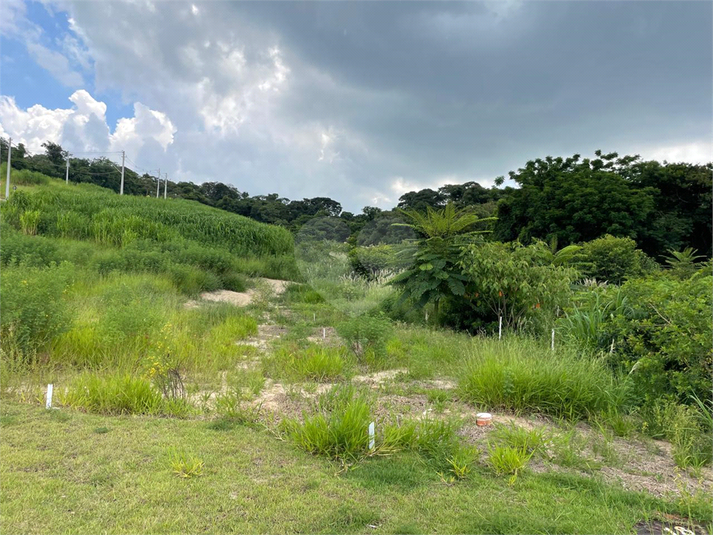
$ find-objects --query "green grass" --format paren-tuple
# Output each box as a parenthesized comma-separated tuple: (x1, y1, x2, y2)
(61, 373, 192, 417)
(458, 337, 628, 420)
(264, 344, 349, 382)
(2, 402, 710, 535)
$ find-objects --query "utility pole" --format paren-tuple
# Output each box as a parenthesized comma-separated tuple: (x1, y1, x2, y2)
(65, 158, 69, 184)
(120, 150, 125, 195)
(163, 172, 168, 199)
(156, 168, 160, 198)
(5, 137, 11, 199)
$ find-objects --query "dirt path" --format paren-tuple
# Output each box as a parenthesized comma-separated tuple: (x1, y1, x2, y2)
(186, 278, 291, 308)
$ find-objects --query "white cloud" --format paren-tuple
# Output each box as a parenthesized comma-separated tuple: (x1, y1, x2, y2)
(639, 141, 713, 165)
(0, 90, 175, 163)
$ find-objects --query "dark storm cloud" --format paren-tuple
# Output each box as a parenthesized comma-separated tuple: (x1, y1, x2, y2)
(236, 1, 712, 183)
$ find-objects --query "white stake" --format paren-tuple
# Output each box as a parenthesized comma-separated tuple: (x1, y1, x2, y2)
(156, 167, 160, 198)
(551, 328, 555, 351)
(368, 422, 375, 450)
(65, 158, 69, 184)
(46, 384, 54, 409)
(322, 328, 326, 339)
(5, 137, 11, 199)
(163, 172, 167, 199)
(498, 316, 502, 340)
(313, 312, 316, 322)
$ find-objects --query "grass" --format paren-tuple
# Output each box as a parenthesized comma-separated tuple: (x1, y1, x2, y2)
(282, 385, 373, 460)
(3, 402, 710, 535)
(458, 337, 628, 420)
(61, 373, 192, 417)
(264, 344, 349, 382)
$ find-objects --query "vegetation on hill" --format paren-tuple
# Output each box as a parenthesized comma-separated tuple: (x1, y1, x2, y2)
(1, 159, 711, 534)
(3, 139, 710, 259)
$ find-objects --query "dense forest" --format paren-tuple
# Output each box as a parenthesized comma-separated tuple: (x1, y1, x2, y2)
(2, 139, 710, 260)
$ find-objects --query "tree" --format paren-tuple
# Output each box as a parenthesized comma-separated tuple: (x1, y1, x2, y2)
(493, 152, 656, 247)
(390, 203, 495, 319)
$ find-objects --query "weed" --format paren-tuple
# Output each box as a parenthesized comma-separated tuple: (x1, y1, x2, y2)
(169, 451, 204, 478)
(62, 373, 191, 416)
(213, 390, 263, 427)
(490, 421, 547, 456)
(282, 385, 373, 460)
(488, 445, 532, 483)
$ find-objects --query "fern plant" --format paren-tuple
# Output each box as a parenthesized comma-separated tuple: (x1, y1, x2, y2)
(390, 203, 494, 318)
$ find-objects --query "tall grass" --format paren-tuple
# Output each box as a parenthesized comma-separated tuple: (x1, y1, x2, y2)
(282, 385, 373, 459)
(2, 182, 293, 257)
(458, 337, 628, 420)
(62, 373, 191, 416)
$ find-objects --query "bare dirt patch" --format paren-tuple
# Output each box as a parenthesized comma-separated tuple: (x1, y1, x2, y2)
(185, 278, 292, 308)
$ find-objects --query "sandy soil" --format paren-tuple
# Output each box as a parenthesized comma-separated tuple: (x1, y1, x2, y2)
(186, 278, 291, 308)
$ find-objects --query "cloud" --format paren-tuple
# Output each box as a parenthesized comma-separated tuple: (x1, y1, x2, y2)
(2, 1, 711, 210)
(0, 90, 175, 165)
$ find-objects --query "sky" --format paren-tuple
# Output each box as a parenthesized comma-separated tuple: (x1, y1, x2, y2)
(0, 0, 711, 212)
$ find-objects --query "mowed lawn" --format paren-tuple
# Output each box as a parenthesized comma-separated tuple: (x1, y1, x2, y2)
(2, 402, 709, 535)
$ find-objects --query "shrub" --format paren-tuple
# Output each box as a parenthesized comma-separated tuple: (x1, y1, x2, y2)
(336, 314, 393, 360)
(0, 262, 73, 359)
(457, 241, 577, 333)
(219, 272, 247, 292)
(348, 244, 395, 279)
(458, 338, 627, 420)
(577, 235, 650, 284)
(564, 270, 712, 405)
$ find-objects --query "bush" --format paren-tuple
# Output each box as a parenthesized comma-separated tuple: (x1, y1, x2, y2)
(457, 241, 577, 333)
(577, 235, 651, 284)
(563, 270, 712, 405)
(458, 337, 628, 420)
(336, 314, 393, 360)
(348, 244, 395, 279)
(0, 262, 73, 359)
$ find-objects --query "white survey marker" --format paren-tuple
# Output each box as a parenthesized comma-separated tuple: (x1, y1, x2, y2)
(46, 384, 53, 409)
(368, 422, 375, 450)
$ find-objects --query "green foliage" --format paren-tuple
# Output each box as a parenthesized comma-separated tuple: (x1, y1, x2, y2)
(348, 244, 396, 279)
(664, 247, 705, 278)
(336, 314, 393, 360)
(281, 385, 373, 460)
(568, 271, 712, 405)
(457, 241, 577, 332)
(488, 445, 532, 482)
(489, 422, 548, 456)
(0, 262, 74, 359)
(458, 337, 628, 420)
(62, 373, 191, 416)
(493, 152, 656, 250)
(168, 450, 204, 478)
(638, 400, 712, 468)
(577, 235, 652, 283)
(213, 390, 263, 427)
(390, 203, 496, 323)
(265, 344, 347, 382)
(2, 180, 293, 258)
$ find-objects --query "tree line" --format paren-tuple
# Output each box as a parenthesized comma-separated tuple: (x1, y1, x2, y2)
(2, 139, 710, 259)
